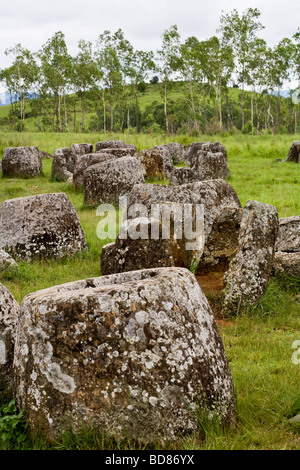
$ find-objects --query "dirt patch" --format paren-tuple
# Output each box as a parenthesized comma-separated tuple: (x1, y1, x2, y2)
(196, 271, 225, 295)
(216, 318, 235, 329)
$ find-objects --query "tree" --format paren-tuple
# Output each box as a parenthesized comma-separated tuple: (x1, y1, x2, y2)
(292, 28, 300, 133)
(156, 25, 181, 133)
(73, 39, 97, 130)
(246, 38, 268, 131)
(126, 49, 155, 132)
(204, 36, 234, 130)
(178, 36, 207, 130)
(219, 8, 264, 129)
(39, 32, 72, 131)
(1, 44, 38, 130)
(272, 38, 294, 130)
(95, 29, 131, 132)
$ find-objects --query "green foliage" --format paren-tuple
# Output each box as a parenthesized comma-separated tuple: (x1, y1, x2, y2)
(0, 401, 28, 450)
(0, 10, 298, 134)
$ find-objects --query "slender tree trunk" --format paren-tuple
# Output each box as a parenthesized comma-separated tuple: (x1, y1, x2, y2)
(241, 83, 245, 129)
(73, 98, 76, 132)
(102, 88, 106, 134)
(164, 79, 169, 134)
(135, 79, 139, 133)
(20, 91, 24, 131)
(55, 91, 62, 132)
(255, 94, 260, 133)
(189, 79, 197, 129)
(127, 107, 130, 133)
(218, 81, 222, 128)
(64, 93, 68, 131)
(109, 88, 113, 132)
(275, 89, 280, 131)
(267, 91, 274, 135)
(226, 93, 231, 131)
(81, 95, 84, 130)
(135, 93, 139, 133)
(215, 86, 219, 126)
(120, 111, 125, 133)
(251, 91, 254, 129)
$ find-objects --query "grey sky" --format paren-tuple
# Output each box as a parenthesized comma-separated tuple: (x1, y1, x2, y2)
(0, 0, 299, 81)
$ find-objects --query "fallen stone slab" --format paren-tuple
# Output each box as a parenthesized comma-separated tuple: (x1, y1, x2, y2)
(39, 151, 53, 159)
(14, 267, 236, 441)
(97, 147, 137, 158)
(95, 140, 137, 152)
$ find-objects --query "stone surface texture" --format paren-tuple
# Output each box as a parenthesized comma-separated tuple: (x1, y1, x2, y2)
(0, 193, 88, 261)
(13, 267, 236, 441)
(136, 149, 166, 180)
(285, 141, 300, 163)
(73, 153, 116, 188)
(192, 151, 230, 180)
(126, 180, 242, 273)
(0, 250, 19, 274)
(51, 147, 78, 181)
(97, 147, 137, 158)
(165, 142, 187, 165)
(0, 283, 20, 396)
(101, 204, 204, 275)
(223, 200, 279, 313)
(95, 140, 137, 152)
(83, 157, 145, 206)
(169, 167, 203, 186)
(273, 216, 300, 278)
(71, 143, 93, 155)
(2, 146, 42, 178)
(184, 141, 227, 165)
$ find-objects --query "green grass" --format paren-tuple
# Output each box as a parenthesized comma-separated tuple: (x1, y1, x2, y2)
(0, 132, 299, 450)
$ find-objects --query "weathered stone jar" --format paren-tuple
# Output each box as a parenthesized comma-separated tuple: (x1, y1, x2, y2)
(0, 283, 20, 398)
(13, 267, 236, 442)
(2, 146, 42, 178)
(0, 193, 88, 261)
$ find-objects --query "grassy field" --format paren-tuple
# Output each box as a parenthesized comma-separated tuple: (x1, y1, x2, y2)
(0, 132, 299, 450)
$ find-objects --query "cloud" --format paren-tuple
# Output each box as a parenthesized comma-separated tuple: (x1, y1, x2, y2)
(0, 0, 299, 71)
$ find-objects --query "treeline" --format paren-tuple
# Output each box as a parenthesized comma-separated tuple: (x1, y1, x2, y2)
(0, 7, 299, 135)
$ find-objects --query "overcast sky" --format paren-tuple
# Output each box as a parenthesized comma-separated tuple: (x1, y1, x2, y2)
(0, 0, 299, 83)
